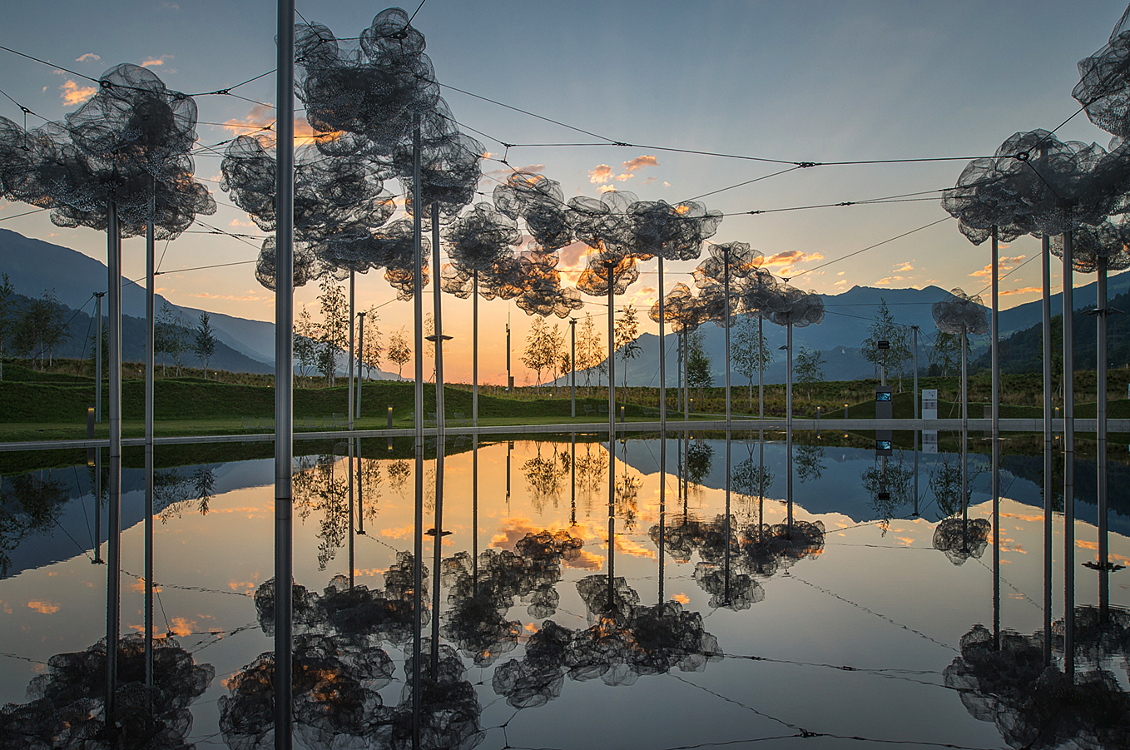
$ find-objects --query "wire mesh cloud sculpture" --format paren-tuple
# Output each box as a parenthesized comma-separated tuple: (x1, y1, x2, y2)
(1050, 219, 1130, 273)
(932, 288, 989, 336)
(627, 199, 722, 262)
(768, 284, 825, 328)
(1074, 4, 1130, 140)
(493, 171, 574, 251)
(294, 8, 440, 158)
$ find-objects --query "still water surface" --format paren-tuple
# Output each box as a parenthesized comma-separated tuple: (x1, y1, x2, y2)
(1, 432, 1127, 749)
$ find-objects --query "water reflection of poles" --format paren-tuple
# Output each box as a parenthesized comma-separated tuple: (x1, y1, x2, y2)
(273, 4, 296, 746)
(658, 428, 666, 604)
(961, 321, 969, 551)
(356, 437, 364, 536)
(723, 430, 732, 605)
(93, 447, 102, 565)
(94, 292, 103, 423)
(348, 269, 355, 431)
(473, 436, 479, 587)
(105, 197, 122, 722)
(1062, 230, 1075, 677)
(1096, 256, 1110, 621)
(993, 434, 1000, 651)
(1042, 234, 1054, 665)
(431, 439, 445, 676)
(348, 440, 355, 589)
(472, 272, 479, 426)
(570, 433, 577, 526)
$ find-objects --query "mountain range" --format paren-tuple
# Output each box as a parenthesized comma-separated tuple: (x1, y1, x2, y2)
(5, 228, 1128, 385)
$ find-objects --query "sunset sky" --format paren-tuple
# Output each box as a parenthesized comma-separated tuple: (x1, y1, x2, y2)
(1, 0, 1127, 383)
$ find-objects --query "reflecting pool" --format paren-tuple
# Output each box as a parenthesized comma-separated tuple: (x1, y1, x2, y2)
(1, 431, 1128, 749)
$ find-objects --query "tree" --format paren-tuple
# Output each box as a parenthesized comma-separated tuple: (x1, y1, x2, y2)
(794, 346, 826, 400)
(317, 279, 348, 386)
(577, 312, 601, 391)
(928, 331, 962, 378)
(360, 305, 383, 380)
(0, 274, 14, 381)
(293, 305, 318, 385)
(387, 327, 411, 379)
(193, 311, 217, 378)
(686, 329, 712, 405)
(862, 298, 910, 389)
(13, 290, 70, 370)
(614, 304, 642, 393)
(155, 302, 189, 377)
(522, 316, 556, 391)
(731, 316, 772, 412)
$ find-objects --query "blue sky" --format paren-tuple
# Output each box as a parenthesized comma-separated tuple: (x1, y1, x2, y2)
(1, 1, 1127, 381)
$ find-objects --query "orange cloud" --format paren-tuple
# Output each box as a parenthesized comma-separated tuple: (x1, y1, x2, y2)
(875, 275, 905, 286)
(893, 262, 914, 272)
(622, 155, 659, 173)
(222, 104, 320, 147)
(187, 291, 270, 302)
(27, 600, 60, 614)
(589, 164, 614, 184)
(76, 53, 101, 63)
(60, 80, 96, 106)
(1000, 286, 1041, 297)
(672, 593, 690, 604)
(141, 56, 173, 67)
(763, 250, 822, 267)
(969, 255, 1025, 279)
(566, 549, 604, 570)
(599, 184, 619, 194)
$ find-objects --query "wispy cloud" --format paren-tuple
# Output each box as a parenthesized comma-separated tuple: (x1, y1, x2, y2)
(221, 104, 318, 146)
(598, 184, 619, 194)
(875, 275, 905, 286)
(763, 250, 823, 267)
(970, 255, 1025, 279)
(75, 53, 100, 63)
(141, 55, 173, 67)
(60, 79, 96, 106)
(893, 261, 914, 272)
(622, 155, 659, 173)
(187, 291, 270, 302)
(1000, 285, 1041, 296)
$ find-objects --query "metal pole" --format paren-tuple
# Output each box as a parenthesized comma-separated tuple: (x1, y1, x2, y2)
(658, 425, 665, 604)
(411, 114, 424, 750)
(1097, 259, 1109, 620)
(94, 292, 103, 423)
(758, 317, 764, 421)
(355, 312, 364, 420)
(356, 437, 364, 536)
(431, 440, 444, 676)
(724, 249, 731, 427)
(472, 272, 478, 426)
(348, 269, 355, 431)
(683, 330, 689, 422)
(991, 226, 999, 444)
(570, 317, 576, 418)
(105, 197, 121, 722)
(505, 321, 511, 390)
(912, 326, 919, 421)
(607, 262, 615, 440)
(94, 446, 102, 564)
(144, 189, 155, 690)
(1042, 234, 1053, 665)
(274, 2, 295, 745)
(432, 202, 445, 437)
(1063, 229, 1075, 677)
(658, 257, 666, 430)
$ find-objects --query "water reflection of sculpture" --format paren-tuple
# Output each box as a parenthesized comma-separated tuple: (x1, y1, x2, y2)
(0, 634, 213, 750)
(944, 609, 1130, 749)
(221, 553, 436, 750)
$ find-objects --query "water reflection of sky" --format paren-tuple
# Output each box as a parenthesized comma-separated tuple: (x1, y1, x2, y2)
(1, 434, 1127, 748)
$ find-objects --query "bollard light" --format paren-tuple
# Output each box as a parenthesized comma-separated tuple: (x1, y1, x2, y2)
(387, 405, 393, 430)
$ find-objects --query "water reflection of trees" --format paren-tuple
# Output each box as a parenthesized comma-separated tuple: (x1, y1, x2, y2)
(292, 454, 350, 571)
(927, 453, 982, 520)
(794, 443, 826, 483)
(156, 465, 218, 521)
(0, 634, 213, 750)
(944, 610, 1130, 749)
(522, 442, 570, 513)
(387, 459, 410, 496)
(574, 443, 607, 513)
(860, 451, 914, 524)
(686, 440, 713, 490)
(0, 470, 70, 576)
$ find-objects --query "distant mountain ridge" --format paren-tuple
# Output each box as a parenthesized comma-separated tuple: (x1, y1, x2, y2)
(0, 228, 398, 378)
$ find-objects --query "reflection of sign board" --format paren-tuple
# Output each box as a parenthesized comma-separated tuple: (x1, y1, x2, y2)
(922, 389, 938, 420)
(875, 439, 893, 456)
(922, 430, 938, 453)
